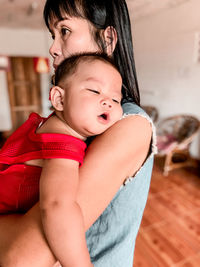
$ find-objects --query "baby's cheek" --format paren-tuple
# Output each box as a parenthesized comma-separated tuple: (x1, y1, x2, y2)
(117, 107, 123, 120)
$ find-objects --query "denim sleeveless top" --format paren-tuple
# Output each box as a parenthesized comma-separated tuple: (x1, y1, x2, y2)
(86, 102, 157, 267)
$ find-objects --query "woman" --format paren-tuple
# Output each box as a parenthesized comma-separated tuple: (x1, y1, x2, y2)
(0, 0, 156, 266)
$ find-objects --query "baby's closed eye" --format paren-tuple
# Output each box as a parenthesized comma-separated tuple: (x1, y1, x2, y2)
(87, 89, 100, 94)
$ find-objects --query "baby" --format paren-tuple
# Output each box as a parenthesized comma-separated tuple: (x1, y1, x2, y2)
(0, 53, 123, 267)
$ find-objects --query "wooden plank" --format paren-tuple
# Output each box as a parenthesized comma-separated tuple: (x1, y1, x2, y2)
(5, 56, 42, 132)
(133, 158, 200, 267)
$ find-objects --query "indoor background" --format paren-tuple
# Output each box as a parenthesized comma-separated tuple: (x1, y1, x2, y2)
(0, 0, 200, 266)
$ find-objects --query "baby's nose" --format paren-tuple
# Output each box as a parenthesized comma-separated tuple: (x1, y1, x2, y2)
(100, 98, 112, 108)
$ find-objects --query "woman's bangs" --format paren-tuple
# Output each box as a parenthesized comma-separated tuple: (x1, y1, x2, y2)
(44, 0, 84, 29)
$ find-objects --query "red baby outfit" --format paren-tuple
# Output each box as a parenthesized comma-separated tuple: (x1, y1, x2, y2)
(0, 113, 86, 213)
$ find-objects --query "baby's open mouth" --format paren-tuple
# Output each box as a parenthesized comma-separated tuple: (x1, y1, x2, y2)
(99, 113, 108, 120)
(98, 112, 110, 123)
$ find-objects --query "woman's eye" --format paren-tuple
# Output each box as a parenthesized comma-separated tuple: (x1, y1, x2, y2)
(61, 28, 70, 36)
(87, 89, 100, 94)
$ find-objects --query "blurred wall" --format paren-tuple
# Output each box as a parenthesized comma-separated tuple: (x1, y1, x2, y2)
(132, 0, 200, 157)
(0, 28, 49, 56)
(0, 71, 12, 130)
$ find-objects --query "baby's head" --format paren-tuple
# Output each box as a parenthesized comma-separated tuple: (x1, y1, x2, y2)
(50, 53, 123, 138)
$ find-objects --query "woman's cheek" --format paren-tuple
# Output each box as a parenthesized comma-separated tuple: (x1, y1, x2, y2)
(62, 46, 71, 59)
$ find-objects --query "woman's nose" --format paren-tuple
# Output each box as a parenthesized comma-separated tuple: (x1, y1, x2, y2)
(49, 38, 62, 58)
(100, 98, 112, 109)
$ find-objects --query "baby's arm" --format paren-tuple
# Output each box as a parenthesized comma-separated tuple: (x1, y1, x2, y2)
(40, 158, 93, 267)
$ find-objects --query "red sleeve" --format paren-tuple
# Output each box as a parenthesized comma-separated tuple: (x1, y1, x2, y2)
(0, 113, 87, 166)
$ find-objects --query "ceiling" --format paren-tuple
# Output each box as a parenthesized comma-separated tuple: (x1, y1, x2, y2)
(0, 0, 190, 29)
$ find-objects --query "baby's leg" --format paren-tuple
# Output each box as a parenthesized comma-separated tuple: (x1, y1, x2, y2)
(0, 204, 56, 267)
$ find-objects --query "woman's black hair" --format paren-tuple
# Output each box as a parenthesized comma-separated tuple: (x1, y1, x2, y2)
(43, 0, 140, 105)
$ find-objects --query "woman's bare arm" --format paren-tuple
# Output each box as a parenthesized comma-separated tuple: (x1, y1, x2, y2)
(0, 115, 151, 267)
(77, 115, 152, 229)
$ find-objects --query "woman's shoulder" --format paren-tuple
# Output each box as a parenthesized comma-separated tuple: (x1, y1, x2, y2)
(122, 101, 148, 117)
(122, 99, 157, 159)
(122, 100, 157, 154)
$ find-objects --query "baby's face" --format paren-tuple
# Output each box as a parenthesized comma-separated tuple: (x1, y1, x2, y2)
(62, 59, 123, 137)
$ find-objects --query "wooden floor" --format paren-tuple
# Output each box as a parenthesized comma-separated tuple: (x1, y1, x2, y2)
(133, 157, 200, 267)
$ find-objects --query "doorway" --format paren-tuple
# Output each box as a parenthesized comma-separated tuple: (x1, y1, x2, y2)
(6, 57, 42, 133)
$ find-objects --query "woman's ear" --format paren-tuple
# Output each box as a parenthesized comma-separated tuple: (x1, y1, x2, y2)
(102, 26, 118, 55)
(50, 86, 65, 111)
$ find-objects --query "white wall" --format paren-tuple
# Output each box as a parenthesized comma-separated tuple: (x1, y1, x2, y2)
(0, 28, 49, 56)
(132, 0, 200, 157)
(0, 71, 12, 131)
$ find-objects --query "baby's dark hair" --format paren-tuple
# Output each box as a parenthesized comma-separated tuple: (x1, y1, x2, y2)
(54, 52, 120, 87)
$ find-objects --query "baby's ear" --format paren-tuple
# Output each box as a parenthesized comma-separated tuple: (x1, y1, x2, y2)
(50, 86, 65, 111)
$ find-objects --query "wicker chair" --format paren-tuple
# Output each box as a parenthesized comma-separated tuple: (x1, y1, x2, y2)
(142, 105, 159, 123)
(156, 115, 200, 176)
